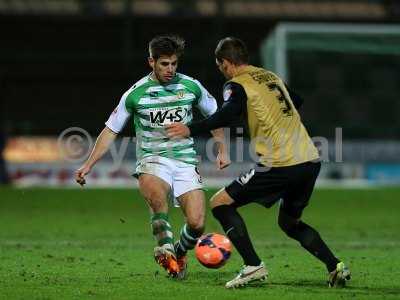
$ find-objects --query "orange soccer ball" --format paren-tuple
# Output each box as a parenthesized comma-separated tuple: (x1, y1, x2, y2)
(195, 233, 232, 269)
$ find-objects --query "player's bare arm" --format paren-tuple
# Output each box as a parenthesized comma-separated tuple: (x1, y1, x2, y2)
(75, 126, 117, 186)
(211, 128, 231, 169)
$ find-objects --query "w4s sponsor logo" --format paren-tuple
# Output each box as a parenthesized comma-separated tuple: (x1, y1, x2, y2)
(149, 107, 191, 127)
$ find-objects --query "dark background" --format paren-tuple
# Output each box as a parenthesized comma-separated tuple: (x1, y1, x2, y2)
(1, 0, 400, 139)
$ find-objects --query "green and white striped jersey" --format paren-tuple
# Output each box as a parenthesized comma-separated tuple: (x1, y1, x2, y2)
(105, 73, 217, 165)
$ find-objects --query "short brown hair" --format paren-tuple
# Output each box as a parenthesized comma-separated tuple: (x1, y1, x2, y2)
(148, 35, 185, 60)
(215, 37, 249, 65)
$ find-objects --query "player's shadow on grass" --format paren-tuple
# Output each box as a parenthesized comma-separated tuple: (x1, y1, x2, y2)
(190, 271, 270, 289)
(190, 271, 233, 285)
(344, 285, 400, 296)
(271, 280, 326, 288)
(272, 280, 400, 296)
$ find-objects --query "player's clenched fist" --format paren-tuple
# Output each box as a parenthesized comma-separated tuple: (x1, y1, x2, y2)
(166, 123, 191, 139)
(75, 165, 91, 186)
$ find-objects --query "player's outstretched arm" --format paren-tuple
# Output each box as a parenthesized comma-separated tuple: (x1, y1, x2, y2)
(165, 101, 240, 139)
(75, 126, 117, 186)
(166, 82, 245, 139)
(211, 128, 231, 170)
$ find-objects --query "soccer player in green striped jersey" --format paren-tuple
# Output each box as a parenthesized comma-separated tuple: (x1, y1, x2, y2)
(75, 35, 230, 278)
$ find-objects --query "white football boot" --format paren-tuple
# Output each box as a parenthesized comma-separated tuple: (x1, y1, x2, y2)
(225, 262, 268, 288)
(328, 262, 351, 287)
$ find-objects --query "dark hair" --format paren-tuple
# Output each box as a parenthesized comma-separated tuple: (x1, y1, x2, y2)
(215, 37, 249, 65)
(148, 35, 185, 60)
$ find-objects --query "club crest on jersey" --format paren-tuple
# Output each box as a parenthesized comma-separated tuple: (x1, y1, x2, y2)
(177, 90, 185, 99)
(148, 106, 191, 128)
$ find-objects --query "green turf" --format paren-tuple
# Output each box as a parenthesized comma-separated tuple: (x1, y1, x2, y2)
(1, 187, 400, 299)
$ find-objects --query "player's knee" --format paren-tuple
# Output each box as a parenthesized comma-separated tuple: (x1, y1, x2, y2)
(140, 187, 168, 212)
(139, 175, 169, 202)
(210, 189, 233, 209)
(148, 197, 168, 213)
(278, 217, 297, 237)
(186, 215, 205, 233)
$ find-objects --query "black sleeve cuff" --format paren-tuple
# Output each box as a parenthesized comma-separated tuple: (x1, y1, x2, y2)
(188, 123, 202, 136)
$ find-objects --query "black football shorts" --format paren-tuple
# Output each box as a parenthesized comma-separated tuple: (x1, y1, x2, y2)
(225, 161, 321, 219)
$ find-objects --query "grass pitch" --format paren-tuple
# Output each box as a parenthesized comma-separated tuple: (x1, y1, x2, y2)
(1, 187, 400, 299)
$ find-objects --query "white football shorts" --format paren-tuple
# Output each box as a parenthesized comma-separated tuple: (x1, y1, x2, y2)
(135, 156, 203, 207)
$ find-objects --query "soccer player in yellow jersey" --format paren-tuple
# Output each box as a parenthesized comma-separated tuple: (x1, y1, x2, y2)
(167, 37, 351, 288)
